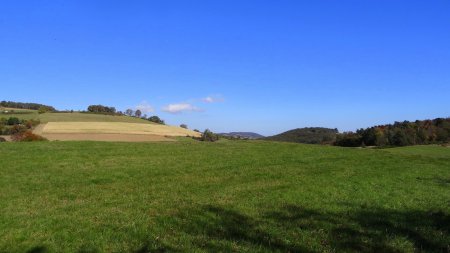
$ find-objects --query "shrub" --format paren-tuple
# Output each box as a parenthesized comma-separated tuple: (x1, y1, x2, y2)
(180, 124, 188, 129)
(0, 137, 6, 142)
(23, 119, 40, 129)
(11, 131, 47, 142)
(148, 116, 165, 124)
(200, 129, 219, 142)
(10, 124, 27, 134)
(7, 117, 20, 125)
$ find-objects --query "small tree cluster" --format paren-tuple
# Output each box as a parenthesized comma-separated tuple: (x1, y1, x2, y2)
(147, 116, 165, 124)
(87, 105, 116, 114)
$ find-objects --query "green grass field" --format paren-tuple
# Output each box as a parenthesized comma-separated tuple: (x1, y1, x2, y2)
(0, 141, 449, 252)
(1, 110, 152, 124)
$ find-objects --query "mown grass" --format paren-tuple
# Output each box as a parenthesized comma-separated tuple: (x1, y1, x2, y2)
(0, 141, 449, 252)
(1, 110, 152, 124)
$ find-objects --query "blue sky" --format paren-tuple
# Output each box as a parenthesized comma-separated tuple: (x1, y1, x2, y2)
(1, 1, 449, 135)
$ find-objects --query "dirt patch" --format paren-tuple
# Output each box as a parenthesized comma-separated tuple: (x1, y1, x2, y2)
(40, 133, 176, 142)
(0, 135, 12, 142)
(33, 123, 46, 135)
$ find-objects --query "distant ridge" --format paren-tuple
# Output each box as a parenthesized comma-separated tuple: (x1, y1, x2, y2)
(264, 127, 338, 144)
(219, 132, 265, 139)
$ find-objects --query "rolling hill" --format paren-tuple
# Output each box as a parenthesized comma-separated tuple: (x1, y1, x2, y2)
(218, 132, 264, 139)
(264, 127, 338, 144)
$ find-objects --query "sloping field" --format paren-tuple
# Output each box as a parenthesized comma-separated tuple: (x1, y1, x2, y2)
(0, 142, 448, 252)
(41, 122, 200, 137)
(2, 110, 200, 141)
(2, 111, 153, 124)
(38, 133, 175, 142)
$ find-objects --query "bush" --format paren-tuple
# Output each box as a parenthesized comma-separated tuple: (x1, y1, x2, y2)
(23, 119, 40, 129)
(0, 137, 6, 142)
(180, 124, 188, 129)
(147, 116, 165, 124)
(11, 131, 47, 142)
(10, 124, 27, 134)
(200, 129, 219, 142)
(7, 117, 20, 125)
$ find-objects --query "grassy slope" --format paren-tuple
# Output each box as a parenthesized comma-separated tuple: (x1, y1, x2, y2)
(0, 141, 449, 252)
(1, 110, 153, 124)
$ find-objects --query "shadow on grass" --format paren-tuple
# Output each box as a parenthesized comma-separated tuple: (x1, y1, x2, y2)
(170, 204, 449, 252)
(179, 205, 314, 252)
(23, 205, 449, 253)
(26, 246, 48, 253)
(266, 205, 449, 252)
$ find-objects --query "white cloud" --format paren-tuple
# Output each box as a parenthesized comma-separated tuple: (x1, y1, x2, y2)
(162, 103, 202, 114)
(135, 101, 154, 113)
(202, 95, 224, 103)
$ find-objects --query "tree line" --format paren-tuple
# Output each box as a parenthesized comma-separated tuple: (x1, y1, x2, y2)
(1, 101, 56, 112)
(84, 105, 166, 124)
(335, 118, 450, 147)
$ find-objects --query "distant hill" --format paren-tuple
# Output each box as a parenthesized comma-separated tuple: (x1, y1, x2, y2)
(219, 132, 265, 139)
(264, 127, 338, 144)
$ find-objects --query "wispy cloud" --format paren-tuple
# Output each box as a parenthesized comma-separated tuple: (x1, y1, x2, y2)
(162, 103, 202, 114)
(135, 101, 154, 113)
(202, 95, 224, 103)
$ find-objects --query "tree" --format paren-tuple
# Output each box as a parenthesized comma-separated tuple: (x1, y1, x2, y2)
(134, 110, 142, 118)
(125, 109, 134, 116)
(180, 124, 188, 129)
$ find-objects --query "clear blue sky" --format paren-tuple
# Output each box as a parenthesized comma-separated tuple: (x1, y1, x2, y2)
(1, 1, 449, 135)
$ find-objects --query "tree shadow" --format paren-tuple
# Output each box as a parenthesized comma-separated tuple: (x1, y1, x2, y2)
(133, 242, 180, 253)
(175, 204, 449, 252)
(179, 205, 315, 252)
(26, 246, 48, 253)
(22, 205, 449, 252)
(265, 204, 449, 252)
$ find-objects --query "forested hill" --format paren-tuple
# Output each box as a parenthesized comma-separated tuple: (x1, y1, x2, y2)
(335, 118, 450, 147)
(0, 101, 56, 111)
(264, 127, 338, 144)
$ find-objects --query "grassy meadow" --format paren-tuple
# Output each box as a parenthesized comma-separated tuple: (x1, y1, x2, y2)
(0, 140, 449, 252)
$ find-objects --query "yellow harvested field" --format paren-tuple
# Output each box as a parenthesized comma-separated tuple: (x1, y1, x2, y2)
(39, 133, 175, 142)
(41, 122, 201, 137)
